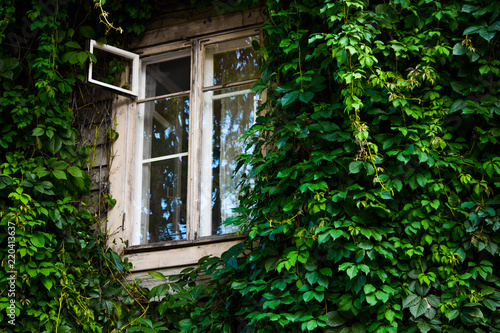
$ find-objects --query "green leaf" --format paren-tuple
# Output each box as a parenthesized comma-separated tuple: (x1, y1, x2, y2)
(351, 323, 366, 333)
(385, 309, 396, 322)
(41, 277, 53, 291)
(416, 173, 427, 187)
(446, 309, 459, 320)
(47, 135, 63, 154)
(52, 170, 67, 180)
(78, 208, 92, 220)
(303, 291, 315, 302)
(65, 41, 81, 49)
(410, 298, 428, 318)
(335, 49, 347, 65)
(464, 306, 483, 318)
(349, 161, 363, 174)
(346, 265, 359, 279)
(463, 26, 484, 35)
(403, 294, 421, 309)
(67, 166, 83, 178)
(306, 271, 319, 285)
(79, 25, 95, 38)
(479, 30, 496, 42)
(32, 127, 45, 136)
(364, 284, 376, 294)
(462, 4, 479, 13)
(299, 92, 315, 104)
(280, 91, 299, 107)
(136, 318, 153, 328)
(453, 43, 466, 56)
(375, 290, 389, 303)
(325, 311, 346, 327)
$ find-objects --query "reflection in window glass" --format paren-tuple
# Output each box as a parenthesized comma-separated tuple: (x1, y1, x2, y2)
(142, 157, 188, 243)
(202, 85, 255, 236)
(141, 96, 189, 244)
(204, 36, 259, 87)
(143, 96, 189, 160)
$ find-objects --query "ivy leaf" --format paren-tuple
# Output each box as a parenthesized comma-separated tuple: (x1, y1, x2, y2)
(280, 91, 299, 107)
(385, 309, 396, 322)
(346, 265, 359, 279)
(65, 41, 81, 49)
(416, 173, 427, 187)
(41, 277, 53, 291)
(410, 298, 428, 318)
(67, 166, 83, 178)
(47, 135, 63, 154)
(305, 271, 318, 285)
(403, 294, 421, 309)
(52, 170, 67, 180)
(303, 291, 314, 302)
(375, 290, 389, 303)
(325, 311, 346, 327)
(479, 30, 496, 42)
(32, 127, 45, 136)
(453, 43, 466, 56)
(463, 25, 485, 35)
(349, 161, 363, 174)
(148, 271, 166, 280)
(109, 251, 124, 272)
(364, 284, 376, 294)
(299, 92, 315, 104)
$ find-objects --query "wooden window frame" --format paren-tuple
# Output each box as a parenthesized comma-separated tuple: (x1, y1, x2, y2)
(95, 24, 262, 272)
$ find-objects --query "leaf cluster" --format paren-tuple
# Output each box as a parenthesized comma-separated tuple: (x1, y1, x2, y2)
(146, 0, 500, 332)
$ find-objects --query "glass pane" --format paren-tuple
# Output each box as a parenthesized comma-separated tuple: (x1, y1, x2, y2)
(141, 156, 188, 243)
(204, 36, 259, 87)
(143, 96, 189, 160)
(207, 87, 255, 235)
(91, 48, 133, 90)
(146, 55, 190, 97)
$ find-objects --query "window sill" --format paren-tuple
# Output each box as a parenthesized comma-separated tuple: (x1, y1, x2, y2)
(123, 234, 247, 272)
(125, 234, 246, 254)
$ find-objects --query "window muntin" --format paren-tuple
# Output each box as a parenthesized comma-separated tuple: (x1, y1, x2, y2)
(134, 33, 258, 245)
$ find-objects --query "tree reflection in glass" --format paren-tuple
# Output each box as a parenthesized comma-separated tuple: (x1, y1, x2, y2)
(141, 96, 189, 243)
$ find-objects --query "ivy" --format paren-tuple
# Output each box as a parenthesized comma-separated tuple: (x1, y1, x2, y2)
(0, 0, 154, 331)
(144, 0, 500, 332)
(1, 0, 499, 332)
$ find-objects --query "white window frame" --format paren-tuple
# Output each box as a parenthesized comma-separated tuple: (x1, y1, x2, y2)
(87, 39, 140, 98)
(93, 25, 262, 271)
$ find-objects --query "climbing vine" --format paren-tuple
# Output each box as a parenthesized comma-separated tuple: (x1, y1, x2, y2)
(1, 0, 499, 332)
(0, 0, 153, 331)
(146, 0, 500, 332)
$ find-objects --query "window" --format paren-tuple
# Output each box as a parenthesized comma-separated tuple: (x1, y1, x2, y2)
(92, 29, 260, 256)
(134, 35, 259, 245)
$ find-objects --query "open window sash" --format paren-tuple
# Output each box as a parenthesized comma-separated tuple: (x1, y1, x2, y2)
(87, 39, 140, 98)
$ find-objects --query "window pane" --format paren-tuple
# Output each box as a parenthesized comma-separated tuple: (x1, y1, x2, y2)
(204, 36, 259, 87)
(146, 56, 190, 97)
(141, 156, 188, 243)
(202, 86, 255, 236)
(143, 96, 189, 160)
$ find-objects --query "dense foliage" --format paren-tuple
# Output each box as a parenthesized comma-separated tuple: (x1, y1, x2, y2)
(0, 0, 154, 331)
(151, 0, 500, 332)
(1, 0, 499, 332)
